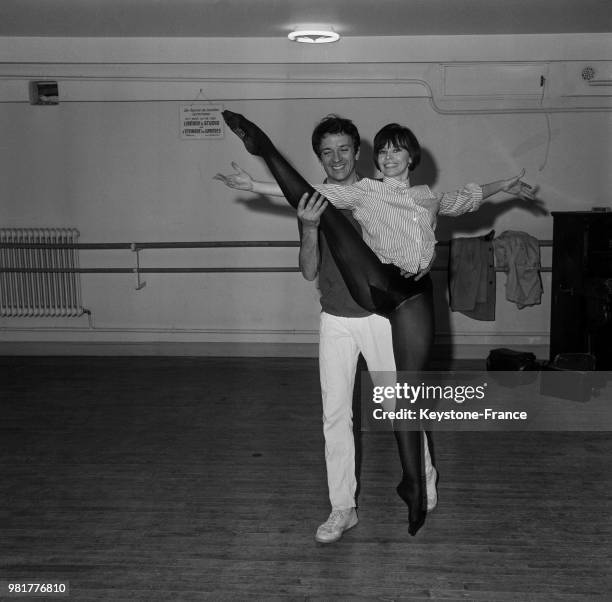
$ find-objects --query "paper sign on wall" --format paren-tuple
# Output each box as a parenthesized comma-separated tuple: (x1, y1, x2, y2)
(180, 104, 224, 139)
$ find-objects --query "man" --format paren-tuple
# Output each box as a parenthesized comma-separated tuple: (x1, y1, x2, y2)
(215, 115, 437, 543)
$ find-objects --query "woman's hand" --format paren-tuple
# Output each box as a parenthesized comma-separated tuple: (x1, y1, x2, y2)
(500, 168, 538, 201)
(297, 192, 328, 229)
(499, 169, 548, 214)
(481, 169, 547, 214)
(401, 249, 436, 281)
(213, 162, 254, 191)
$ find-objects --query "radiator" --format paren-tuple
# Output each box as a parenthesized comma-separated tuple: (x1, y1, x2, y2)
(0, 228, 84, 317)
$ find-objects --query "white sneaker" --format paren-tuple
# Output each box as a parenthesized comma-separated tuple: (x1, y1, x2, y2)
(426, 467, 438, 511)
(315, 508, 358, 543)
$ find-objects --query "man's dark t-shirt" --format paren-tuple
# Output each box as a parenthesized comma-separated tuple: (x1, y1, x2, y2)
(317, 209, 371, 318)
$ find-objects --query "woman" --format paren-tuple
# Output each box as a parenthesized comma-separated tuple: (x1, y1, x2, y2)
(217, 110, 536, 535)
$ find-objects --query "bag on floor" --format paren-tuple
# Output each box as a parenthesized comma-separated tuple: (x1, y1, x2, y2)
(540, 353, 598, 402)
(486, 348, 538, 387)
(486, 348, 538, 371)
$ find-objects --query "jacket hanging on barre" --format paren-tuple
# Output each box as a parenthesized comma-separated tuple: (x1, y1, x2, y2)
(448, 230, 496, 321)
(494, 230, 543, 309)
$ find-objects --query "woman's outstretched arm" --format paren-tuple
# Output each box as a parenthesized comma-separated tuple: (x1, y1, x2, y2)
(480, 169, 538, 201)
(439, 170, 544, 217)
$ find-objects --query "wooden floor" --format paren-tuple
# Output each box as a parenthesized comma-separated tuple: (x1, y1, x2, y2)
(1, 356, 610, 601)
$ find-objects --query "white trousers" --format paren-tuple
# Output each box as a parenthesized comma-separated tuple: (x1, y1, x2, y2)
(319, 311, 434, 510)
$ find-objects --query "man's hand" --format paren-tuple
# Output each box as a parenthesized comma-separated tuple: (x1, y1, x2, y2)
(213, 162, 254, 191)
(297, 192, 328, 229)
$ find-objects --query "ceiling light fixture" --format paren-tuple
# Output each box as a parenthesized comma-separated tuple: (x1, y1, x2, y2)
(288, 26, 340, 44)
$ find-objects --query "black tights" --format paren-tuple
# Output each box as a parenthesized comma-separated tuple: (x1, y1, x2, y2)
(222, 110, 434, 534)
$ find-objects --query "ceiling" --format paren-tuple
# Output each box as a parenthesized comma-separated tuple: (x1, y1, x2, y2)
(1, 0, 610, 38)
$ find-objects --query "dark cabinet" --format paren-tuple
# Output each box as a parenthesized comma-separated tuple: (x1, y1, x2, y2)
(550, 212, 612, 369)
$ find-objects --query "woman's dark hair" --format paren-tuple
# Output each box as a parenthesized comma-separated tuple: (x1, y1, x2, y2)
(373, 123, 421, 171)
(311, 115, 360, 158)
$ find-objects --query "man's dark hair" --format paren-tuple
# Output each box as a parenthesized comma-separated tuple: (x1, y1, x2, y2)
(311, 115, 360, 158)
(373, 123, 421, 171)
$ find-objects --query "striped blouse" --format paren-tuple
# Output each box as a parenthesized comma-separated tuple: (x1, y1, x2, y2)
(314, 177, 483, 274)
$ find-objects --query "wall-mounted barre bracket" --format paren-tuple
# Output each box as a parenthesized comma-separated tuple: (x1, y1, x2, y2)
(130, 243, 146, 290)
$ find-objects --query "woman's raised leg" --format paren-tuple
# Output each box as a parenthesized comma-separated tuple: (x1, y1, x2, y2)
(222, 110, 422, 315)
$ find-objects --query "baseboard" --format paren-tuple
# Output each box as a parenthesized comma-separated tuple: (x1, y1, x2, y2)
(0, 341, 319, 357)
(0, 325, 550, 359)
(0, 340, 550, 360)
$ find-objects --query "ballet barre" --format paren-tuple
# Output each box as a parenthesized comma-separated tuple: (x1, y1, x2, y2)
(0, 238, 553, 274)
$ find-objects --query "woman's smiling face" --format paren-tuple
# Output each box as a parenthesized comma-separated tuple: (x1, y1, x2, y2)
(377, 143, 411, 180)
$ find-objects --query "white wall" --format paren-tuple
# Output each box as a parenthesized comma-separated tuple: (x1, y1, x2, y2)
(1, 35, 611, 357)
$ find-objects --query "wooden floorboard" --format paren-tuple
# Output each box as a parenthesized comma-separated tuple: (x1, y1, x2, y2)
(1, 356, 610, 601)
